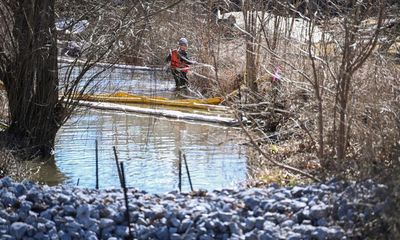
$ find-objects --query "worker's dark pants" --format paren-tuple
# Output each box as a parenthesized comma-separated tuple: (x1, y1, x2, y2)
(171, 69, 188, 88)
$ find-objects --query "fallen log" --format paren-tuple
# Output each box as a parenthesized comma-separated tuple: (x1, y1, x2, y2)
(75, 100, 239, 126)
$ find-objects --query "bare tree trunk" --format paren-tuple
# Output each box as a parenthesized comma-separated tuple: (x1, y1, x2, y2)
(243, 0, 258, 93)
(334, 0, 385, 162)
(2, 0, 60, 155)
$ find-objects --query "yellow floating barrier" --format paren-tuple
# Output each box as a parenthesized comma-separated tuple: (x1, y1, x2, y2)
(75, 92, 224, 110)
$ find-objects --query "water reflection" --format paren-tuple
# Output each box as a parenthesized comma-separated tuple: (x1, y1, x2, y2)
(58, 63, 175, 98)
(15, 157, 67, 186)
(54, 108, 247, 193)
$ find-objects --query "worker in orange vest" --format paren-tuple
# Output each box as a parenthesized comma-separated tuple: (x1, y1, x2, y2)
(166, 38, 197, 90)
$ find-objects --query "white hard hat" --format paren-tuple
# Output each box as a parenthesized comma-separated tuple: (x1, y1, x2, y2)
(178, 37, 188, 45)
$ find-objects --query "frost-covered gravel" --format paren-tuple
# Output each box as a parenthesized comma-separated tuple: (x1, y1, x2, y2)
(0, 177, 389, 239)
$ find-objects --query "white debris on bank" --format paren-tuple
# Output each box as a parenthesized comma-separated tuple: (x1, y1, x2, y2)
(219, 11, 324, 43)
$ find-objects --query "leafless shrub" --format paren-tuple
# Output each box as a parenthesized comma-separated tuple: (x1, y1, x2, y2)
(0, 149, 33, 180)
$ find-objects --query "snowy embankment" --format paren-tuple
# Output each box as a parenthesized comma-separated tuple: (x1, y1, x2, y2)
(0, 177, 388, 239)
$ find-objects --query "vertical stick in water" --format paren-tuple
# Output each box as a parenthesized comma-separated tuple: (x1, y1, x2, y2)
(76, 178, 80, 186)
(95, 140, 99, 189)
(119, 162, 133, 239)
(113, 146, 123, 187)
(178, 150, 182, 192)
(183, 154, 194, 192)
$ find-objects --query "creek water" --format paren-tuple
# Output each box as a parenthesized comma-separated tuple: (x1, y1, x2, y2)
(43, 63, 248, 193)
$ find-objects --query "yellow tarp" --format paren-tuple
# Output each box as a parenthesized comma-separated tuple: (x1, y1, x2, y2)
(75, 92, 224, 110)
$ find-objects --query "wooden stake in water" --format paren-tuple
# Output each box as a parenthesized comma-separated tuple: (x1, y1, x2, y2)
(76, 178, 80, 186)
(178, 150, 182, 192)
(183, 154, 194, 192)
(119, 161, 133, 239)
(95, 140, 99, 189)
(113, 146, 123, 187)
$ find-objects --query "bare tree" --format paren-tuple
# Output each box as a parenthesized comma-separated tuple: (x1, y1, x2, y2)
(0, 0, 60, 155)
(0, 0, 182, 156)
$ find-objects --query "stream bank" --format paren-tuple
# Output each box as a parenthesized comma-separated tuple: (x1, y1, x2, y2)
(0, 177, 389, 239)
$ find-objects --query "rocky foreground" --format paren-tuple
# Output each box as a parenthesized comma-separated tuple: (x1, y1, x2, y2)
(0, 177, 389, 240)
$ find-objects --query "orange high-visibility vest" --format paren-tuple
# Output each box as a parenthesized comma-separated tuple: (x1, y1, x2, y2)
(170, 49, 189, 72)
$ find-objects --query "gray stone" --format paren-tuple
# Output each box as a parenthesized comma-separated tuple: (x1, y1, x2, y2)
(37, 222, 46, 232)
(170, 233, 181, 240)
(311, 226, 330, 240)
(85, 231, 99, 240)
(291, 200, 307, 212)
(199, 234, 214, 240)
(229, 222, 242, 236)
(310, 204, 329, 220)
(286, 232, 303, 240)
(259, 231, 275, 240)
(14, 183, 27, 197)
(10, 222, 29, 239)
(272, 192, 286, 201)
(0, 224, 8, 235)
(99, 218, 114, 229)
(317, 218, 328, 226)
(1, 192, 17, 207)
(292, 224, 316, 235)
(244, 217, 256, 231)
(26, 190, 43, 203)
(0, 235, 15, 240)
(327, 227, 345, 239)
(155, 226, 169, 240)
(302, 220, 312, 225)
(77, 204, 91, 219)
(26, 224, 36, 237)
(244, 230, 258, 240)
(0, 217, 8, 225)
(137, 217, 147, 226)
(20, 201, 33, 212)
(281, 220, 294, 228)
(301, 208, 311, 220)
(218, 212, 233, 222)
(205, 220, 215, 230)
(7, 212, 18, 222)
(1, 177, 13, 187)
(65, 220, 82, 233)
(214, 219, 226, 232)
(45, 220, 56, 229)
(169, 227, 178, 234)
(261, 199, 276, 211)
(101, 226, 115, 239)
(33, 232, 45, 240)
(292, 186, 304, 198)
(263, 212, 278, 223)
(57, 193, 71, 203)
(282, 189, 293, 198)
(268, 183, 280, 189)
(243, 196, 259, 210)
(63, 205, 76, 216)
(83, 218, 99, 230)
(142, 208, 155, 220)
(49, 228, 58, 240)
(169, 216, 180, 228)
(115, 225, 128, 237)
(40, 209, 54, 220)
(21, 179, 35, 190)
(255, 217, 264, 229)
(263, 221, 276, 230)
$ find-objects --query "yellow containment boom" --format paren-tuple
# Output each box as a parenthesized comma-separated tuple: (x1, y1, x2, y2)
(75, 92, 224, 110)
